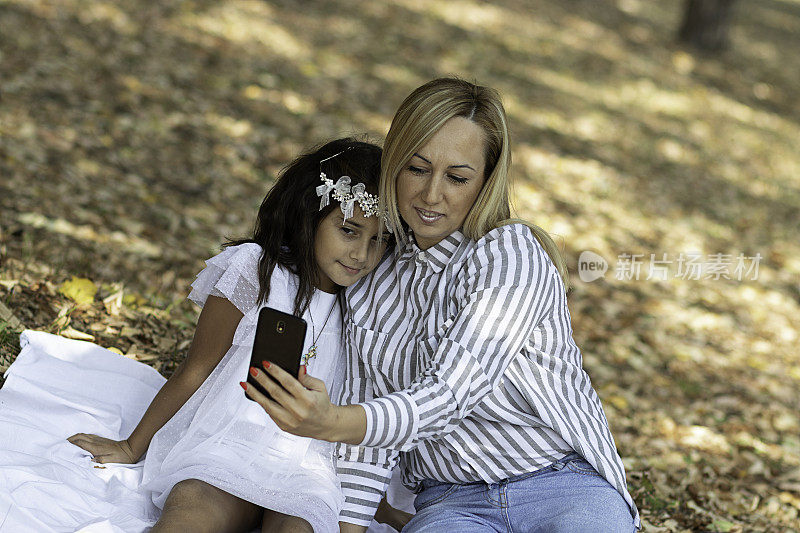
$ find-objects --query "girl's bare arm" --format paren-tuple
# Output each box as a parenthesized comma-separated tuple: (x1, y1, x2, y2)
(69, 296, 243, 462)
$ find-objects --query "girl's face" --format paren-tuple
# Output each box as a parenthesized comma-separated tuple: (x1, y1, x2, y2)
(314, 205, 388, 293)
(396, 116, 486, 250)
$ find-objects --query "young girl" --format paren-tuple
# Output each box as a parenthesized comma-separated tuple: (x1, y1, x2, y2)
(68, 138, 391, 533)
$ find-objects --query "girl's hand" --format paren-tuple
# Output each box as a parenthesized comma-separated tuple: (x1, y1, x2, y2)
(67, 433, 138, 464)
(244, 363, 338, 441)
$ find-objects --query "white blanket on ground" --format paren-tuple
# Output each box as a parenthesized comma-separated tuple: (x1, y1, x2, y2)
(0, 330, 164, 532)
(0, 331, 414, 532)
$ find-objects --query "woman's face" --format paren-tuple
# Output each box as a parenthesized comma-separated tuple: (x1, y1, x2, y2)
(396, 116, 486, 250)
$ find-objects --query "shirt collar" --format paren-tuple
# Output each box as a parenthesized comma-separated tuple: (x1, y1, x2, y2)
(398, 230, 467, 272)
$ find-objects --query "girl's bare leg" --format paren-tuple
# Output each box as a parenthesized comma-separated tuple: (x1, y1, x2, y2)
(261, 508, 313, 533)
(152, 479, 263, 533)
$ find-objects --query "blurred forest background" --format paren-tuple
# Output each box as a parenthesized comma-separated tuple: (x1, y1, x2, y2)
(1, 0, 799, 531)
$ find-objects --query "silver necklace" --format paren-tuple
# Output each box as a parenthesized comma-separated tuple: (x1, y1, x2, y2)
(301, 298, 338, 365)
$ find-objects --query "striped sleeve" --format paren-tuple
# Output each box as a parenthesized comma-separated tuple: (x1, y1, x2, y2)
(359, 226, 558, 451)
(335, 323, 399, 526)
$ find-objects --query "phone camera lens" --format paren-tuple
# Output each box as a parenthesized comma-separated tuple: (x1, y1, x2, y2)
(276, 321, 285, 333)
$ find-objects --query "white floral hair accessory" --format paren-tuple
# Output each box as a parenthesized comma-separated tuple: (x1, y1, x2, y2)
(315, 149, 386, 224)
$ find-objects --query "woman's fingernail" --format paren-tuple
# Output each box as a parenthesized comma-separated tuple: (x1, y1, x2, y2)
(239, 381, 248, 391)
(300, 365, 306, 373)
(262, 360, 271, 369)
(249, 367, 258, 377)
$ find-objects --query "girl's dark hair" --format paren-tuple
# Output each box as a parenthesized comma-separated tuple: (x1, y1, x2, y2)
(225, 138, 383, 316)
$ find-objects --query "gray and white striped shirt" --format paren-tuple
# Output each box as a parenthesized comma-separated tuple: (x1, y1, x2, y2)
(336, 224, 639, 528)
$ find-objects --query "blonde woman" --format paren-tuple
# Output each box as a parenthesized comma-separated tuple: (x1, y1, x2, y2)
(246, 78, 640, 532)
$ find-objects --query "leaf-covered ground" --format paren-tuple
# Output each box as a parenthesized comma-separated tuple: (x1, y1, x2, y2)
(1, 0, 799, 531)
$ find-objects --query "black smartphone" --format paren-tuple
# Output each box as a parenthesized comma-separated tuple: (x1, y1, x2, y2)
(247, 306, 307, 400)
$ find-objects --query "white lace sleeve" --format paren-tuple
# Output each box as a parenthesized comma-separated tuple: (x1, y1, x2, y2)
(187, 243, 262, 315)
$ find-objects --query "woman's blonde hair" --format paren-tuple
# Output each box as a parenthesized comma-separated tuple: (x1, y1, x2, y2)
(381, 77, 569, 287)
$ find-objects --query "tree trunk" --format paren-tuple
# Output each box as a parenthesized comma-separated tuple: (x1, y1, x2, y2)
(678, 0, 737, 52)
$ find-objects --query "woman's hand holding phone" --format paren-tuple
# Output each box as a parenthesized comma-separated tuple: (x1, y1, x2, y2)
(243, 363, 333, 439)
(242, 362, 366, 445)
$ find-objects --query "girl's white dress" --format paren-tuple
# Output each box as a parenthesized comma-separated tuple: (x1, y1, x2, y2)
(140, 243, 345, 533)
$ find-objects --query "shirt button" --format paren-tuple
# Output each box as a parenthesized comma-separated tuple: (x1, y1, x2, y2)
(417, 251, 427, 263)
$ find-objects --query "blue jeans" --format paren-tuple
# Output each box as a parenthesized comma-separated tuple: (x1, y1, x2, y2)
(404, 454, 635, 533)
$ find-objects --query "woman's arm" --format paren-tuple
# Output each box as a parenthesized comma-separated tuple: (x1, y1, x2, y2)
(248, 226, 555, 451)
(247, 328, 399, 527)
(244, 365, 366, 444)
(68, 295, 243, 462)
(334, 325, 403, 529)
(340, 498, 413, 532)
(355, 227, 555, 451)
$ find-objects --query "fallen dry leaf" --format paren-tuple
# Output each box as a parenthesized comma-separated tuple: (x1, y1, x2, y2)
(58, 278, 98, 307)
(59, 327, 95, 342)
